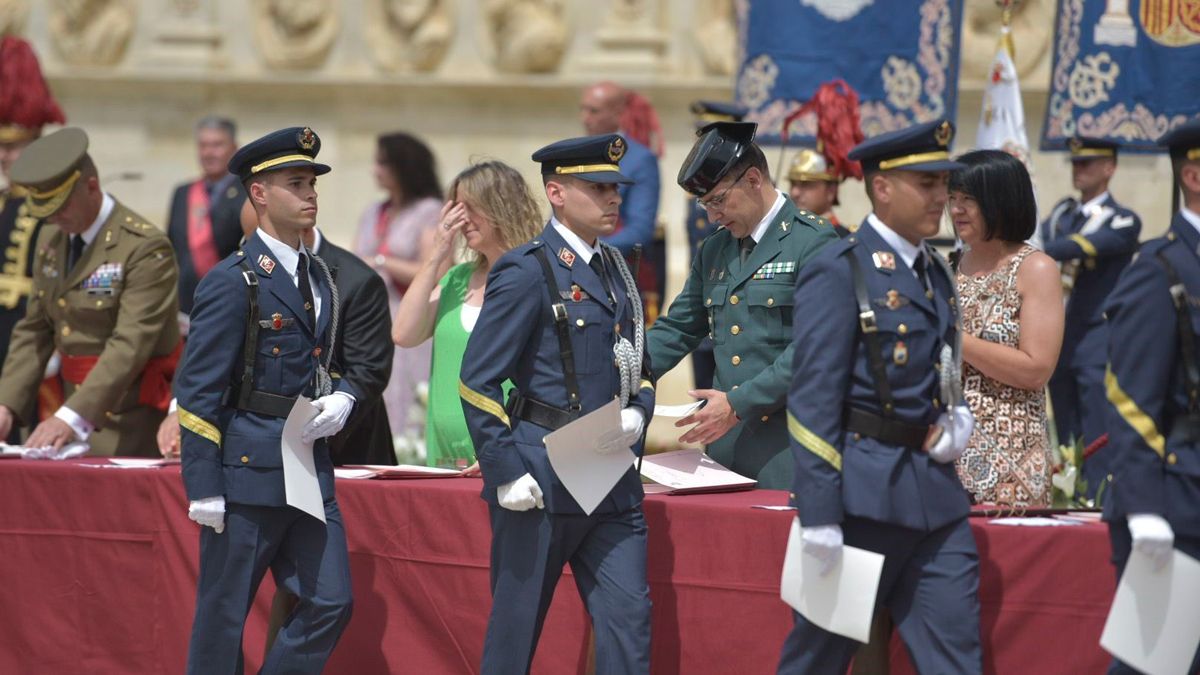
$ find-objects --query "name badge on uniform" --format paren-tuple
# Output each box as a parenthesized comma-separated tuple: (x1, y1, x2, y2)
(83, 263, 122, 294)
(752, 261, 795, 280)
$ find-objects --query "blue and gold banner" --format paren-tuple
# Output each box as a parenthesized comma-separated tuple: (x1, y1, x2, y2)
(734, 0, 964, 144)
(1042, 0, 1200, 152)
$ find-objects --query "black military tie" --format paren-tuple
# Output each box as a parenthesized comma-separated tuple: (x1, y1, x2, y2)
(67, 235, 85, 274)
(589, 252, 615, 305)
(913, 252, 931, 295)
(739, 236, 757, 264)
(297, 252, 317, 329)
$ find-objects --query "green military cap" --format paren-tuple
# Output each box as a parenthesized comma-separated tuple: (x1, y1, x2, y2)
(10, 126, 89, 218)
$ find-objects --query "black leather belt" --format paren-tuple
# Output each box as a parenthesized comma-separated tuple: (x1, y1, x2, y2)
(506, 392, 579, 431)
(223, 387, 297, 418)
(843, 407, 929, 451)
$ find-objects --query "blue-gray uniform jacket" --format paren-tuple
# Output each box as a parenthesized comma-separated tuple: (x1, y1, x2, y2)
(788, 221, 968, 530)
(176, 231, 357, 506)
(1040, 194, 1141, 366)
(460, 224, 655, 514)
(1103, 213, 1200, 538)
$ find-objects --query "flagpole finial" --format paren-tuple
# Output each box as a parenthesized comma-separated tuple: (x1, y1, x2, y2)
(996, 0, 1020, 27)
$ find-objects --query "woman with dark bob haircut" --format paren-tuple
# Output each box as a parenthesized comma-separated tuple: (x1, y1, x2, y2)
(949, 149, 1064, 507)
(354, 131, 445, 445)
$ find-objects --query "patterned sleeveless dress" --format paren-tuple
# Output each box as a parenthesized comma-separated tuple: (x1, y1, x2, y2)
(955, 245, 1052, 507)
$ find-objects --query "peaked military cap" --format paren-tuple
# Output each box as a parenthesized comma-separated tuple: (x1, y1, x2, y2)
(1157, 118, 1200, 161)
(1067, 135, 1118, 161)
(532, 133, 633, 184)
(689, 101, 749, 124)
(10, 126, 89, 218)
(678, 121, 757, 197)
(848, 119, 963, 174)
(228, 126, 331, 182)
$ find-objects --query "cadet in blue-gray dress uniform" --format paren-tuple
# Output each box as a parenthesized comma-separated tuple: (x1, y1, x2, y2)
(460, 134, 656, 675)
(683, 101, 747, 390)
(778, 120, 982, 674)
(1102, 119, 1200, 674)
(176, 127, 356, 674)
(1040, 137, 1141, 494)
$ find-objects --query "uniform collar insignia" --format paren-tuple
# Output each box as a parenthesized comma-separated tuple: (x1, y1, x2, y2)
(558, 247, 576, 268)
(872, 251, 896, 271)
(780, 220, 789, 232)
(257, 254, 276, 275)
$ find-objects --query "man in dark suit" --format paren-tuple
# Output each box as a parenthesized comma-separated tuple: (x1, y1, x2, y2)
(167, 116, 246, 324)
(304, 226, 394, 465)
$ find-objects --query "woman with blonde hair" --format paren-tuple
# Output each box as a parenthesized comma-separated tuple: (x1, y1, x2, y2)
(393, 160, 543, 468)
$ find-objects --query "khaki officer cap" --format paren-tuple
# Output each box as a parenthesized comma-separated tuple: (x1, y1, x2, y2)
(10, 126, 89, 218)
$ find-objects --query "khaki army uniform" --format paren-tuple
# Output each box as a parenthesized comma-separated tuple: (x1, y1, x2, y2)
(0, 199, 180, 456)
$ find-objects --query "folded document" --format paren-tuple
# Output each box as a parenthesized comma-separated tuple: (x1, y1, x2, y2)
(639, 449, 756, 495)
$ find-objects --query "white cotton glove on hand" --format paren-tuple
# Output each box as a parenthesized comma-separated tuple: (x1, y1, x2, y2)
(302, 393, 354, 444)
(497, 473, 544, 512)
(1128, 513, 1175, 571)
(802, 524, 844, 577)
(596, 408, 646, 455)
(21, 441, 89, 460)
(926, 404, 975, 464)
(188, 496, 226, 534)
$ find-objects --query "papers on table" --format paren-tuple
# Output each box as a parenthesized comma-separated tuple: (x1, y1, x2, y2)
(334, 465, 463, 480)
(281, 396, 325, 523)
(639, 449, 756, 495)
(0, 444, 24, 458)
(652, 400, 705, 418)
(107, 457, 181, 468)
(1101, 549, 1200, 675)
(780, 517, 884, 643)
(751, 505, 798, 511)
(544, 398, 629, 515)
(988, 516, 1082, 527)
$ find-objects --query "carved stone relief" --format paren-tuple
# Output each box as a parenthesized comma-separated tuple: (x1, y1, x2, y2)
(365, 0, 453, 73)
(483, 0, 569, 74)
(252, 0, 339, 70)
(49, 0, 136, 66)
(693, 0, 737, 77)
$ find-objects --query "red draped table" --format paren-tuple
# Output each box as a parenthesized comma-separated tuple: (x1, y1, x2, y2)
(0, 459, 1114, 674)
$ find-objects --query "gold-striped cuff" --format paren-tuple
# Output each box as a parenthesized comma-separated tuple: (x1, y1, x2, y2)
(639, 378, 655, 391)
(1069, 234, 1098, 257)
(179, 407, 221, 447)
(788, 411, 841, 471)
(459, 380, 511, 428)
(1105, 367, 1165, 459)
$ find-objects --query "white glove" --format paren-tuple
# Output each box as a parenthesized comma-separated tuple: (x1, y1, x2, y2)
(926, 404, 975, 464)
(497, 473, 544, 511)
(596, 408, 646, 455)
(801, 524, 844, 577)
(188, 496, 226, 534)
(43, 351, 62, 379)
(1128, 513, 1174, 572)
(21, 441, 89, 460)
(302, 393, 354, 444)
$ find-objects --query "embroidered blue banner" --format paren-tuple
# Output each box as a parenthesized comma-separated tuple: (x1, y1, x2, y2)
(734, 0, 964, 145)
(1042, 0, 1200, 152)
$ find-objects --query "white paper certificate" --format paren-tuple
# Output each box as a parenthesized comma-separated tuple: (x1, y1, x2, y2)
(1100, 549, 1200, 675)
(544, 398, 628, 515)
(779, 517, 884, 643)
(281, 396, 326, 524)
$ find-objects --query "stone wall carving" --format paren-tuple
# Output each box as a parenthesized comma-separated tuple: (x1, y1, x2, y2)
(252, 0, 340, 70)
(0, 0, 29, 36)
(365, 0, 453, 73)
(49, 0, 135, 66)
(483, 0, 569, 73)
(693, 0, 737, 76)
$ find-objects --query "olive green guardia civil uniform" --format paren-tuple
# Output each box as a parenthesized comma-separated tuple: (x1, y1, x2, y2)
(0, 128, 180, 456)
(648, 121, 837, 489)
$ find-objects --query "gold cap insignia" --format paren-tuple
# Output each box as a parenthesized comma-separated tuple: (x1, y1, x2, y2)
(934, 121, 953, 147)
(607, 137, 626, 163)
(1068, 138, 1083, 153)
(298, 127, 316, 151)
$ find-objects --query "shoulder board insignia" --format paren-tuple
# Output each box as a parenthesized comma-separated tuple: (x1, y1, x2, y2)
(872, 251, 895, 270)
(257, 254, 276, 275)
(558, 247, 576, 268)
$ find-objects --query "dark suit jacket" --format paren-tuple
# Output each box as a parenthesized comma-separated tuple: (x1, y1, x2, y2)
(316, 237, 395, 465)
(168, 175, 247, 315)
